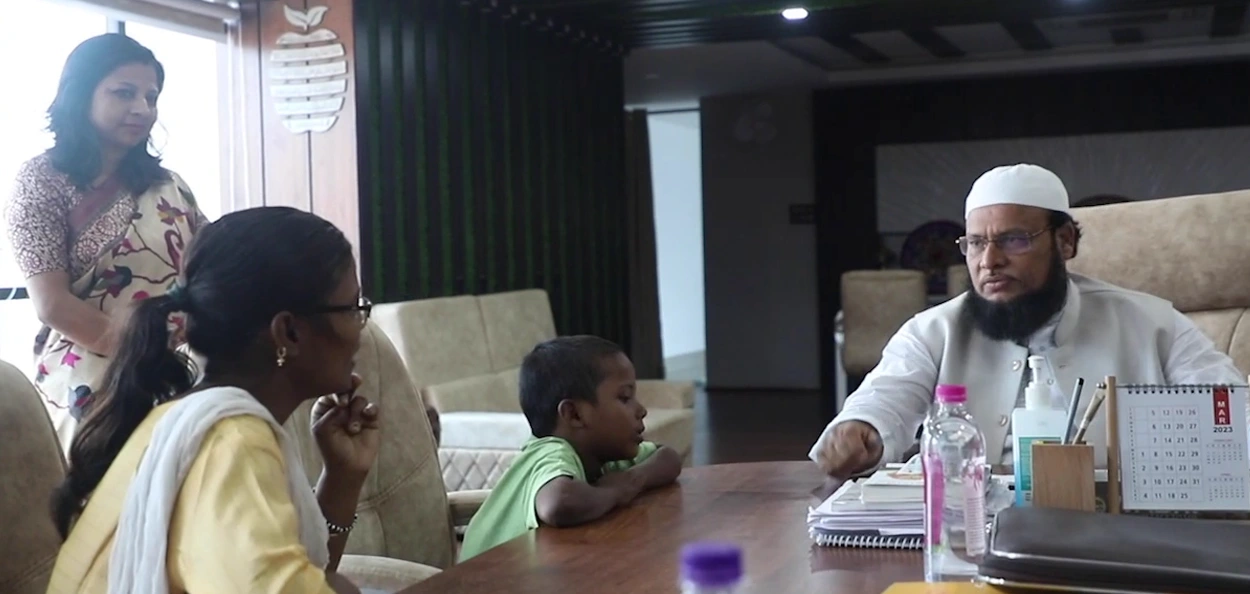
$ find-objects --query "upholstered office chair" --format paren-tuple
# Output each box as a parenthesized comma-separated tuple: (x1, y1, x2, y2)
(285, 321, 486, 590)
(0, 323, 471, 594)
(0, 359, 65, 594)
(947, 264, 971, 299)
(1068, 190, 1250, 374)
(840, 270, 929, 378)
(282, 325, 448, 588)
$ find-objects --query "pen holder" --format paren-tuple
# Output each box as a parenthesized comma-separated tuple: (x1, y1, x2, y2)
(1030, 442, 1096, 512)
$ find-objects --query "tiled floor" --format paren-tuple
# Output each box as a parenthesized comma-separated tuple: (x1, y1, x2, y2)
(693, 389, 828, 466)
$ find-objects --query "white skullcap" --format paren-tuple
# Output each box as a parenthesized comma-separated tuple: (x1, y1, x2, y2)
(964, 164, 1070, 218)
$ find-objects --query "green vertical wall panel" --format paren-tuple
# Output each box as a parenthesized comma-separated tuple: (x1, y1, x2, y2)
(354, 0, 630, 349)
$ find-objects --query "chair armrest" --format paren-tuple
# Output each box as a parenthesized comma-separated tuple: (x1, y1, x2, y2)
(448, 489, 490, 526)
(636, 379, 696, 409)
(338, 555, 440, 593)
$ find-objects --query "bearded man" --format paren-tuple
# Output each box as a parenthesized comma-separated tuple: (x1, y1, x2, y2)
(812, 164, 1244, 477)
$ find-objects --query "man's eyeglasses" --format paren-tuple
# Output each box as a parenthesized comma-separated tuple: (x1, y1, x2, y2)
(308, 296, 373, 327)
(956, 228, 1050, 257)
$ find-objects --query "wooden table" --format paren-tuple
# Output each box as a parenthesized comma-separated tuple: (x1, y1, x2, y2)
(398, 461, 922, 593)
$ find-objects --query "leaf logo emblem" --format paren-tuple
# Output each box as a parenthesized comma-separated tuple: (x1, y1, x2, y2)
(284, 5, 329, 31)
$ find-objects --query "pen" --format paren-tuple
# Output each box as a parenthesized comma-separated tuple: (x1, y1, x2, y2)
(1072, 382, 1108, 444)
(1062, 377, 1085, 444)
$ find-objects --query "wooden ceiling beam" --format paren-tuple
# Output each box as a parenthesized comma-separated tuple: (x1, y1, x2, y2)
(609, 0, 1190, 25)
(508, 0, 1210, 49)
(904, 28, 965, 59)
(1110, 27, 1146, 45)
(1211, 2, 1248, 37)
(821, 34, 891, 64)
(1001, 21, 1054, 51)
(463, 0, 627, 49)
(769, 39, 837, 71)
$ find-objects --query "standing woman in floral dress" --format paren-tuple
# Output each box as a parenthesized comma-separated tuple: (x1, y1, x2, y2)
(3, 33, 207, 453)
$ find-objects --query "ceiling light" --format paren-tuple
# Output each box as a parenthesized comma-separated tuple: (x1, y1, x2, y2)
(782, 7, 809, 21)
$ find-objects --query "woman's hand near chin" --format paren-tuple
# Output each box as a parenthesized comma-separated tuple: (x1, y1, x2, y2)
(309, 373, 381, 571)
(311, 373, 381, 480)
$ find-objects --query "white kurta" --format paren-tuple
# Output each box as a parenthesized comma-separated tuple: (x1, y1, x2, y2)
(811, 273, 1245, 468)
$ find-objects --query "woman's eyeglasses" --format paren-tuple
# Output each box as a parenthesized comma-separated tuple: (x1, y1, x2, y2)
(308, 296, 373, 327)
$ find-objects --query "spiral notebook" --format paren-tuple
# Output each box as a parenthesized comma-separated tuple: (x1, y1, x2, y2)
(809, 528, 923, 549)
(807, 478, 924, 550)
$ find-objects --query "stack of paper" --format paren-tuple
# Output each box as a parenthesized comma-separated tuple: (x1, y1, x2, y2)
(807, 479, 924, 536)
(860, 456, 925, 505)
(806, 456, 1015, 549)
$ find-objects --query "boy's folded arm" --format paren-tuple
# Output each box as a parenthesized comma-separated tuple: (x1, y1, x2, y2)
(633, 444, 682, 489)
(534, 476, 622, 528)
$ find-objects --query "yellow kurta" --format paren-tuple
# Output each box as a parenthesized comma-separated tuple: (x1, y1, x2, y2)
(47, 402, 335, 594)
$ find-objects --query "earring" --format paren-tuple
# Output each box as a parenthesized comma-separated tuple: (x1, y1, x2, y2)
(276, 347, 287, 368)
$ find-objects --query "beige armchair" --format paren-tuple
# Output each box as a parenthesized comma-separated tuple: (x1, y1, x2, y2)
(947, 264, 971, 298)
(840, 270, 928, 377)
(0, 359, 65, 594)
(1068, 190, 1250, 374)
(373, 289, 696, 492)
(284, 321, 487, 588)
(0, 322, 472, 594)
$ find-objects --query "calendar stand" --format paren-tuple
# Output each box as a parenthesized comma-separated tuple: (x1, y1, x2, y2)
(1106, 375, 1121, 514)
(1104, 375, 1250, 520)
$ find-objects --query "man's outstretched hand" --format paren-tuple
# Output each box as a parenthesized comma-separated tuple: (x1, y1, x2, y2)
(815, 420, 884, 478)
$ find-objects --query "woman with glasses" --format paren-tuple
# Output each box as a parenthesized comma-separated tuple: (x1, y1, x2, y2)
(3, 34, 209, 453)
(47, 207, 378, 594)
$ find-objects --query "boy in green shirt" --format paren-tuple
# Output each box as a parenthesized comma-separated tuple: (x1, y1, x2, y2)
(458, 335, 683, 561)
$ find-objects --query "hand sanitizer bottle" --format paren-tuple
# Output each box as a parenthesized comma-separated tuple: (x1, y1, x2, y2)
(1012, 355, 1068, 506)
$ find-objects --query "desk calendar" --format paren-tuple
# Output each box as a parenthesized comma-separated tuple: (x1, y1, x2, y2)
(1113, 383, 1250, 512)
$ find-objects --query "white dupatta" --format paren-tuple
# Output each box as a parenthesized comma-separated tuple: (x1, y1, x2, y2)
(107, 386, 329, 594)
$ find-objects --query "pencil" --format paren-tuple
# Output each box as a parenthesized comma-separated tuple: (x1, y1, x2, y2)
(1063, 377, 1085, 444)
(1073, 384, 1108, 444)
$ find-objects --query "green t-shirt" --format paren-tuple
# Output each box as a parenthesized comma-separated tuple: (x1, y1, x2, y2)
(458, 436, 659, 561)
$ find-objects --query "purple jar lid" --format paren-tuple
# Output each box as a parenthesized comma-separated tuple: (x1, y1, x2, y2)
(681, 542, 742, 587)
(935, 384, 967, 403)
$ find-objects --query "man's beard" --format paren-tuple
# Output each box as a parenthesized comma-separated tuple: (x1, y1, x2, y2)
(964, 248, 1069, 344)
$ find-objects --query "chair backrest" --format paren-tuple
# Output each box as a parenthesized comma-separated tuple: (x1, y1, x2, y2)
(373, 289, 557, 414)
(371, 295, 493, 390)
(1068, 190, 1250, 375)
(840, 270, 928, 376)
(283, 321, 455, 569)
(947, 264, 970, 298)
(0, 359, 66, 594)
(476, 289, 557, 372)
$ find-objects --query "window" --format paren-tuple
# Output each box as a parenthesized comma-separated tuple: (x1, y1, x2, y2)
(0, 0, 105, 375)
(124, 21, 225, 221)
(0, 1, 231, 373)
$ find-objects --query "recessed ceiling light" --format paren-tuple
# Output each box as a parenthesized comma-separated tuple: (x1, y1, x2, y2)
(782, 7, 809, 21)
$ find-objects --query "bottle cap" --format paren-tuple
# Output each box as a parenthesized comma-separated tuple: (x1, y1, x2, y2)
(680, 542, 743, 587)
(935, 384, 967, 403)
(1025, 356, 1049, 409)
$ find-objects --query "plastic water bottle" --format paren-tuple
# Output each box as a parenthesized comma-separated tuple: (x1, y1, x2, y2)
(922, 384, 988, 582)
(680, 542, 743, 593)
